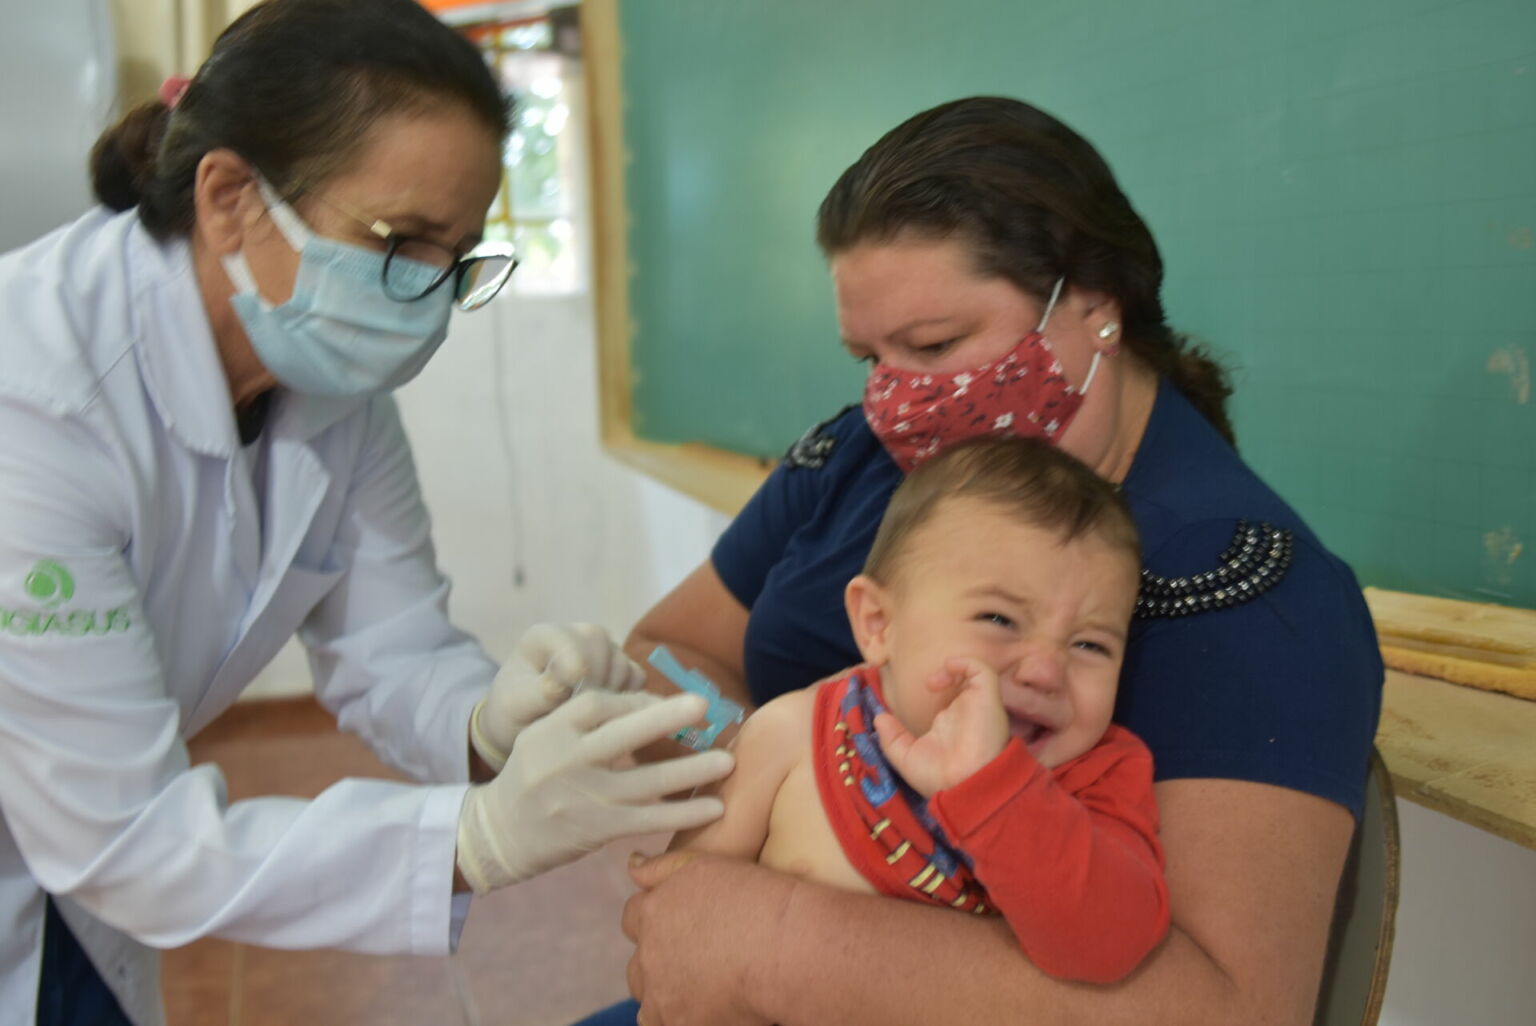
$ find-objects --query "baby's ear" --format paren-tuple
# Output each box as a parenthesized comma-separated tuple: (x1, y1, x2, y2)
(845, 574, 893, 666)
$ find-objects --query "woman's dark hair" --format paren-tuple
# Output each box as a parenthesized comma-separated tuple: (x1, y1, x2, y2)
(90, 0, 510, 239)
(864, 435, 1141, 588)
(818, 96, 1235, 444)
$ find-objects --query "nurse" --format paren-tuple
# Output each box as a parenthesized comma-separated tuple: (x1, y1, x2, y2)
(0, 1, 731, 1024)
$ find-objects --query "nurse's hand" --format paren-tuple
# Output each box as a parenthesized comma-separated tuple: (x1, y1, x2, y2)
(456, 691, 732, 893)
(472, 622, 647, 771)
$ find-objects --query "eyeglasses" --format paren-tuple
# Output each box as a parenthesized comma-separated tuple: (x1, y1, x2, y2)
(292, 185, 519, 312)
(378, 233, 520, 312)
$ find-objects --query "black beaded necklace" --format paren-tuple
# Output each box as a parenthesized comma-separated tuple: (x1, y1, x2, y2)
(1135, 520, 1295, 620)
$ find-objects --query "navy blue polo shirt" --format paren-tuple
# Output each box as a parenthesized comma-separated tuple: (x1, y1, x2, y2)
(712, 380, 1383, 817)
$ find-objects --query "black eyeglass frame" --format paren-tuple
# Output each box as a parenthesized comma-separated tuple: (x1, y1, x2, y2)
(379, 235, 521, 311)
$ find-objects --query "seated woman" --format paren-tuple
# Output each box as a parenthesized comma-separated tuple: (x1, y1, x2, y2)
(600, 95, 1383, 1025)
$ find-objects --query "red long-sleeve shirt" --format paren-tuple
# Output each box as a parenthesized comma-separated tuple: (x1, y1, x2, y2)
(929, 725, 1169, 982)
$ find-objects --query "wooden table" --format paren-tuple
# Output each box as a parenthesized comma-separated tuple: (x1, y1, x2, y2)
(1376, 669, 1536, 851)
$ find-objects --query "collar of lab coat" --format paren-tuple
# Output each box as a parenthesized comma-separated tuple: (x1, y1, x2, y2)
(130, 223, 360, 459)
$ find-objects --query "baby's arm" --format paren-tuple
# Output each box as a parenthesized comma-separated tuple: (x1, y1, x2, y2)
(668, 687, 810, 857)
(929, 727, 1169, 983)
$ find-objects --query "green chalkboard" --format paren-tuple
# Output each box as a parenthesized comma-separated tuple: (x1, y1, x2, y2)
(611, 0, 1536, 607)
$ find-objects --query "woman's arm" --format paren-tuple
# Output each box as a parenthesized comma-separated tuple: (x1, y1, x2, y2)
(626, 560, 753, 765)
(624, 776, 1353, 1026)
(626, 560, 753, 708)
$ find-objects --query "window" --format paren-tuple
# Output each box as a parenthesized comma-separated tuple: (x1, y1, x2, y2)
(466, 13, 586, 294)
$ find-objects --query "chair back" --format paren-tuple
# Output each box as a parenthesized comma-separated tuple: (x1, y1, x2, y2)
(1313, 746, 1400, 1026)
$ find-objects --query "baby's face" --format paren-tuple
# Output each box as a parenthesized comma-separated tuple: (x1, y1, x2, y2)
(876, 500, 1138, 768)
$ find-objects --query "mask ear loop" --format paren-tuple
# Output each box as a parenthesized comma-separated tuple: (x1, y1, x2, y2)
(220, 250, 261, 296)
(1079, 350, 1104, 396)
(1038, 276, 1107, 397)
(1037, 276, 1066, 331)
(219, 172, 313, 312)
(251, 173, 314, 253)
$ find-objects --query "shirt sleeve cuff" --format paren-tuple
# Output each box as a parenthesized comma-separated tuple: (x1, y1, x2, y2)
(445, 687, 485, 784)
(930, 739, 1048, 840)
(412, 782, 472, 955)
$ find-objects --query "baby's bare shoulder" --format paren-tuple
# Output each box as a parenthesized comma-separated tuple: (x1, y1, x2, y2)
(734, 686, 817, 768)
(751, 685, 819, 731)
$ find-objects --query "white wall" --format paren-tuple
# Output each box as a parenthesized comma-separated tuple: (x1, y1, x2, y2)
(0, 0, 116, 252)
(1378, 802, 1536, 1026)
(111, 0, 255, 105)
(394, 291, 730, 661)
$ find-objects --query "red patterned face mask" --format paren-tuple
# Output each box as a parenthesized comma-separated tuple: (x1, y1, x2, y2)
(862, 279, 1098, 472)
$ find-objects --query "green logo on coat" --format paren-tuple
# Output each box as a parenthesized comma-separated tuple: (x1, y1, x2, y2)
(1, 560, 133, 638)
(24, 560, 74, 610)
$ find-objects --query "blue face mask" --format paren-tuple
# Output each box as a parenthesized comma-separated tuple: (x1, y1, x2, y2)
(220, 178, 453, 397)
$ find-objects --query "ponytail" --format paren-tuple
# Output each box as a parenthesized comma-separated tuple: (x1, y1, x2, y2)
(89, 101, 173, 214)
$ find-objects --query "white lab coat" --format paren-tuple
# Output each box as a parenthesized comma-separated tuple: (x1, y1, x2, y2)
(0, 209, 497, 1025)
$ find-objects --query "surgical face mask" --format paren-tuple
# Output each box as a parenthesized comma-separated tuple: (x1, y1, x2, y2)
(220, 177, 454, 398)
(861, 278, 1102, 472)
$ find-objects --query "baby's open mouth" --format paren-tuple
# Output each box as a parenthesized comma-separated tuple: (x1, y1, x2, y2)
(1007, 711, 1058, 754)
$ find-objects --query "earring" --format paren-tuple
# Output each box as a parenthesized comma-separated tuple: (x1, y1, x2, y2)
(1098, 322, 1120, 354)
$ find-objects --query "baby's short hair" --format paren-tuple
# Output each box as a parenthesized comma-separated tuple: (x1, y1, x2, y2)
(863, 437, 1141, 585)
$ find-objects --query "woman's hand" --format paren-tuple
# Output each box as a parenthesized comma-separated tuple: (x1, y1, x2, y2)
(623, 851, 787, 1026)
(873, 656, 1010, 796)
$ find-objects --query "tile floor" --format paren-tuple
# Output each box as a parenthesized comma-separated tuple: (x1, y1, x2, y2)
(162, 698, 651, 1025)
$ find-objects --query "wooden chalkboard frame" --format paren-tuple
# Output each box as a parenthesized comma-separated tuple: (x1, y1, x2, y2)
(583, 0, 770, 515)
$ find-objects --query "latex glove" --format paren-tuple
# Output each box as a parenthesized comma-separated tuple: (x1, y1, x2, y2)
(472, 622, 646, 771)
(457, 691, 732, 893)
(873, 656, 1010, 797)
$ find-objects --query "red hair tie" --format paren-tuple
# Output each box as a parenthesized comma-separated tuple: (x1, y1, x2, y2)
(158, 75, 191, 110)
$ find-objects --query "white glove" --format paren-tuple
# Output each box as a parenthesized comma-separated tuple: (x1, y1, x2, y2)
(472, 622, 646, 771)
(456, 690, 732, 894)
